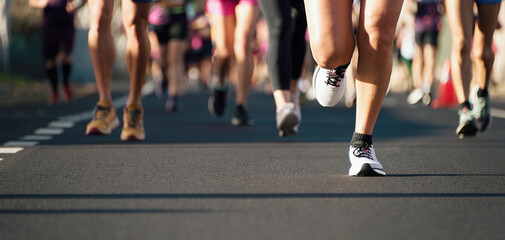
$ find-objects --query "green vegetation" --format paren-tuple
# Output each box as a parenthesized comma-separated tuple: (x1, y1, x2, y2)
(0, 71, 37, 85)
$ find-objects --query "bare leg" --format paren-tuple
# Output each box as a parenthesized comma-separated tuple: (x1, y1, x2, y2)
(445, 0, 474, 104)
(210, 14, 235, 87)
(121, 0, 150, 107)
(355, 0, 403, 134)
(167, 39, 187, 98)
(303, 0, 354, 69)
(422, 44, 437, 91)
(473, 3, 500, 91)
(88, 0, 115, 104)
(233, 3, 260, 106)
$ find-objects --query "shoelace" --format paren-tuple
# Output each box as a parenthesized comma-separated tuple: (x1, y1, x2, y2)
(325, 65, 347, 87)
(353, 142, 373, 160)
(93, 106, 111, 121)
(126, 109, 142, 128)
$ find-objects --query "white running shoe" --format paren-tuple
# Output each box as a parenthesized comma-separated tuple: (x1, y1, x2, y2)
(348, 144, 386, 176)
(276, 103, 300, 137)
(312, 65, 347, 107)
(291, 92, 301, 132)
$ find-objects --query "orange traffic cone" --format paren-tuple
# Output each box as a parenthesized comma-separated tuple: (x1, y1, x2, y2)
(432, 60, 458, 109)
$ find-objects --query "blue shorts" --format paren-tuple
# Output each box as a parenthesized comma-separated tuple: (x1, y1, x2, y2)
(475, 0, 501, 4)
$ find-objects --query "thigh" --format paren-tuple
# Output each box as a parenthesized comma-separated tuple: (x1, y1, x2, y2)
(234, 2, 260, 42)
(357, 0, 403, 48)
(474, 3, 501, 45)
(303, 0, 354, 53)
(445, 0, 474, 44)
(209, 14, 235, 54)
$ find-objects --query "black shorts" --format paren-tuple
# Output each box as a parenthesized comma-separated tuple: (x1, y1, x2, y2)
(415, 31, 439, 47)
(42, 22, 75, 60)
(151, 13, 188, 44)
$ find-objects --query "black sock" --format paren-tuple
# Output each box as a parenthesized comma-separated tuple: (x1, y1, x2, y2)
(350, 132, 373, 147)
(460, 101, 471, 110)
(46, 66, 58, 93)
(477, 88, 488, 98)
(61, 63, 72, 86)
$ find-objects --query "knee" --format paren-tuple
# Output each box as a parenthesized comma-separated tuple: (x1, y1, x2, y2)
(233, 34, 251, 59)
(124, 18, 148, 41)
(311, 37, 354, 69)
(452, 35, 472, 59)
(472, 45, 495, 65)
(360, 28, 396, 59)
(214, 47, 233, 61)
(89, 8, 112, 36)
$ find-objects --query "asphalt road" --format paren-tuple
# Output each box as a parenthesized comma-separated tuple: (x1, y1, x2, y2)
(1, 82, 505, 240)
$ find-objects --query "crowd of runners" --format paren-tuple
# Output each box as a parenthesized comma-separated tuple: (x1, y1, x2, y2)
(28, 0, 502, 176)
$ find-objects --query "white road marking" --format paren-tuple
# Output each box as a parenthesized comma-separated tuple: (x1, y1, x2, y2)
(20, 135, 53, 141)
(49, 121, 75, 128)
(34, 128, 64, 135)
(491, 108, 505, 119)
(0, 147, 24, 153)
(3, 141, 39, 147)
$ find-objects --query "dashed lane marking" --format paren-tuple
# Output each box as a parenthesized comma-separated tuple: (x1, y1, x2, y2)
(48, 121, 75, 128)
(3, 141, 39, 147)
(0, 147, 24, 153)
(20, 135, 53, 141)
(34, 128, 64, 135)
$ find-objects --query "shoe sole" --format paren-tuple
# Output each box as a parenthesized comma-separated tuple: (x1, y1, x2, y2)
(456, 122, 478, 139)
(349, 163, 386, 177)
(278, 113, 300, 137)
(231, 117, 254, 126)
(120, 133, 145, 141)
(86, 117, 120, 135)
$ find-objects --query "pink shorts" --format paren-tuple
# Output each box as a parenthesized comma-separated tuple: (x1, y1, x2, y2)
(206, 0, 258, 16)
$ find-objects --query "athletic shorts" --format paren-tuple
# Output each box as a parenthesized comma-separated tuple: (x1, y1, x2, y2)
(206, 0, 258, 16)
(151, 12, 188, 43)
(41, 23, 75, 60)
(475, 0, 502, 4)
(131, 0, 153, 3)
(415, 31, 439, 47)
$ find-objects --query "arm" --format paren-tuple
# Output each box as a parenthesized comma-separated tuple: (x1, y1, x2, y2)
(28, 0, 49, 9)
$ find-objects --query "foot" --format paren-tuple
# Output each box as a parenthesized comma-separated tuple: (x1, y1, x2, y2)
(166, 96, 182, 112)
(291, 92, 302, 132)
(120, 105, 145, 141)
(208, 86, 227, 117)
(312, 65, 347, 107)
(276, 103, 300, 137)
(348, 143, 386, 176)
(407, 88, 424, 105)
(471, 95, 491, 132)
(86, 101, 120, 135)
(231, 105, 254, 126)
(456, 106, 478, 139)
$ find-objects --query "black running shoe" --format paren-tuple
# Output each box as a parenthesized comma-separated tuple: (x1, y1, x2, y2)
(231, 105, 254, 126)
(166, 96, 182, 112)
(208, 87, 227, 117)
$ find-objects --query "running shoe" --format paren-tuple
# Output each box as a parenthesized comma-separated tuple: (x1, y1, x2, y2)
(407, 88, 424, 105)
(63, 84, 72, 103)
(312, 65, 347, 107)
(348, 142, 386, 176)
(86, 101, 120, 135)
(120, 105, 145, 141)
(456, 106, 478, 139)
(154, 76, 168, 100)
(231, 105, 254, 126)
(165, 96, 182, 112)
(208, 87, 227, 117)
(276, 103, 300, 137)
(471, 95, 491, 132)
